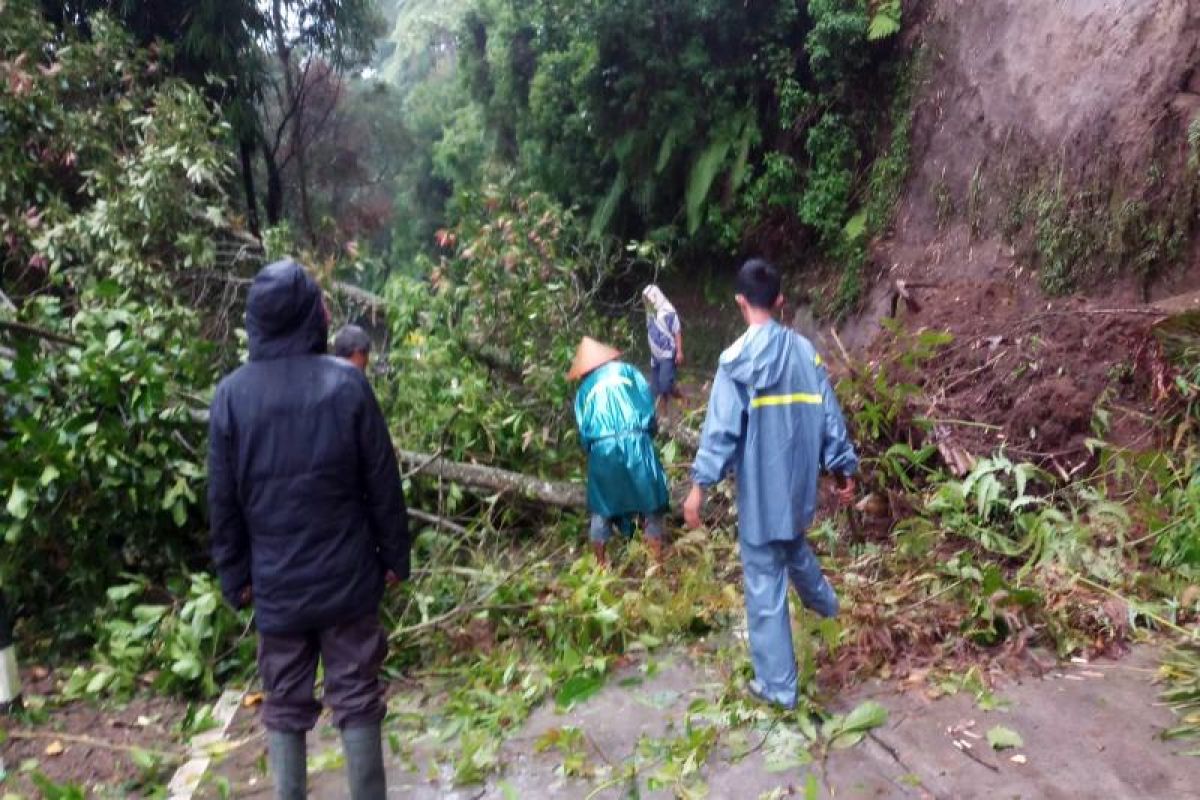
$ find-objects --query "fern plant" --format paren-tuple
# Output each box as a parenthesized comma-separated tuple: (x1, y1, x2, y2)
(867, 0, 902, 41)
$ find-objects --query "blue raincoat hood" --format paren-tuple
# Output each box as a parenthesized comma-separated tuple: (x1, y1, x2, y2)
(246, 259, 328, 361)
(692, 321, 858, 544)
(718, 323, 791, 389)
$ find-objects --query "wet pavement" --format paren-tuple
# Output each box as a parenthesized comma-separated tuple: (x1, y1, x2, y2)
(299, 645, 1199, 799)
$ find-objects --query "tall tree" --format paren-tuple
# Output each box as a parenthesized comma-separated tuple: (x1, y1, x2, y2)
(36, 1, 383, 239)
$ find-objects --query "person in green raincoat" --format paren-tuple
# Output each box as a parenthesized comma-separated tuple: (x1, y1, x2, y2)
(569, 336, 670, 565)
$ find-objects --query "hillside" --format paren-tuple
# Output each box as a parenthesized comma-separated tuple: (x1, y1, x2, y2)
(831, 0, 1200, 470)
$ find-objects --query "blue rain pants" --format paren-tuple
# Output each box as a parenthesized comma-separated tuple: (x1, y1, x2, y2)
(739, 536, 838, 708)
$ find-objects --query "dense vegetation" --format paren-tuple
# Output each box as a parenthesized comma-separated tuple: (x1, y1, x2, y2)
(4, 0, 1200, 795)
(1, 0, 916, 640)
(379, 0, 908, 299)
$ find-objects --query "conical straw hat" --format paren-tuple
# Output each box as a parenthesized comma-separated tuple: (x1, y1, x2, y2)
(568, 336, 621, 381)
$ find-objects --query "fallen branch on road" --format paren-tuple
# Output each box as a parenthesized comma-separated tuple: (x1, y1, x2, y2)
(396, 448, 586, 509)
(6, 729, 184, 761)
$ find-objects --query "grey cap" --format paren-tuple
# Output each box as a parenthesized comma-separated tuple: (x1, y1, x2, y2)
(333, 324, 371, 358)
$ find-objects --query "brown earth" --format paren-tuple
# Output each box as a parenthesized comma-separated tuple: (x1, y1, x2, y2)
(901, 0, 1200, 247)
(0, 668, 188, 797)
(834, 0, 1200, 470)
(877, 252, 1168, 469)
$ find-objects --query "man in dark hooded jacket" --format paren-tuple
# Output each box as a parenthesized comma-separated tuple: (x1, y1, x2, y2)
(208, 259, 409, 800)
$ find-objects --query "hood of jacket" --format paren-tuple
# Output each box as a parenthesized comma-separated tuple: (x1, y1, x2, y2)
(246, 259, 328, 361)
(718, 320, 792, 390)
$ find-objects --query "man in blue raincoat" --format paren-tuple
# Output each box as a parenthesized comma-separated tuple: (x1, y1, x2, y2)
(570, 336, 670, 565)
(683, 258, 858, 709)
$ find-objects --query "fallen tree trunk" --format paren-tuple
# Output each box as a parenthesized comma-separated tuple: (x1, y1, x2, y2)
(397, 448, 586, 509)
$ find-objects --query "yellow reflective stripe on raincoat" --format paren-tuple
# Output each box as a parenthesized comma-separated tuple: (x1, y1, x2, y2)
(750, 392, 822, 408)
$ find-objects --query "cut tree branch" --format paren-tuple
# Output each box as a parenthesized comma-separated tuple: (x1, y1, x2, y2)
(407, 508, 469, 536)
(661, 417, 700, 451)
(0, 319, 80, 347)
(396, 448, 586, 509)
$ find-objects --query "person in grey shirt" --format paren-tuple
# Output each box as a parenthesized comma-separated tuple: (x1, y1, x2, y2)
(334, 324, 372, 372)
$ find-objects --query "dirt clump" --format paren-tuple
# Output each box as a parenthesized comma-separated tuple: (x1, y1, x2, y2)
(1007, 377, 1092, 453)
(855, 270, 1166, 471)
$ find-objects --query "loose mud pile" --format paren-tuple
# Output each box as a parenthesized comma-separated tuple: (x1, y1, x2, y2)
(839, 0, 1200, 470)
(877, 256, 1167, 471)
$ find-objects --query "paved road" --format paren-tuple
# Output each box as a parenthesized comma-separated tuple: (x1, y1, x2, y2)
(299, 645, 1198, 799)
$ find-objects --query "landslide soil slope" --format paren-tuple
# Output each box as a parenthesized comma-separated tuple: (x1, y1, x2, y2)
(846, 0, 1200, 467)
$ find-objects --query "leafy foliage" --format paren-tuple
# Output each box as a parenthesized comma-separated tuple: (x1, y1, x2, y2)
(799, 114, 860, 246)
(62, 574, 254, 699)
(1159, 644, 1200, 753)
(378, 184, 653, 479)
(369, 0, 912, 276)
(2, 297, 215, 619)
(1, 4, 232, 626)
(805, 0, 870, 86)
(867, 0, 903, 42)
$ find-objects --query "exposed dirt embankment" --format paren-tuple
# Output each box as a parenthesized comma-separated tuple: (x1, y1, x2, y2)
(902, 0, 1200, 256)
(844, 0, 1200, 465)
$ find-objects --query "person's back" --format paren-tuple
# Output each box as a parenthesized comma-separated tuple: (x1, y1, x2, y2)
(575, 361, 655, 444)
(684, 258, 856, 710)
(569, 339, 669, 564)
(210, 264, 405, 634)
(213, 354, 387, 630)
(208, 259, 408, 800)
(695, 320, 855, 546)
(642, 285, 684, 410)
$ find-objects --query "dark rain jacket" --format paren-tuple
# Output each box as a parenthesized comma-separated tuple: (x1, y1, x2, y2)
(207, 260, 409, 635)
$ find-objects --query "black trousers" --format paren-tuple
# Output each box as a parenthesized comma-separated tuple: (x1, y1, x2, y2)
(257, 612, 387, 732)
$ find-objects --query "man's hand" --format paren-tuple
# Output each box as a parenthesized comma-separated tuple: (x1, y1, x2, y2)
(385, 570, 401, 586)
(238, 585, 253, 606)
(683, 484, 704, 529)
(675, 350, 685, 367)
(834, 475, 856, 507)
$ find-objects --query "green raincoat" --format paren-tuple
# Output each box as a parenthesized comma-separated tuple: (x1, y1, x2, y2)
(574, 361, 669, 520)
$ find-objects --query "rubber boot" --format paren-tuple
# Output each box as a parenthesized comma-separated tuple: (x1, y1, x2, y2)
(267, 730, 306, 800)
(341, 723, 386, 800)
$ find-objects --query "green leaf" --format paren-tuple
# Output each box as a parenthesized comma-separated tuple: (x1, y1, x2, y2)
(727, 113, 759, 194)
(589, 172, 626, 240)
(987, 725, 1023, 750)
(843, 210, 867, 242)
(130, 747, 158, 770)
(5, 483, 30, 520)
(85, 669, 113, 695)
(841, 700, 888, 733)
(106, 583, 143, 602)
(172, 499, 187, 527)
(655, 127, 680, 174)
(555, 671, 605, 709)
(39, 465, 60, 486)
(763, 727, 812, 772)
(105, 328, 124, 354)
(685, 134, 734, 235)
(868, 14, 900, 41)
